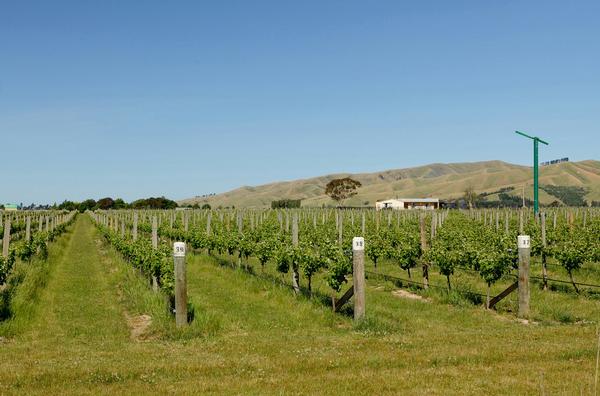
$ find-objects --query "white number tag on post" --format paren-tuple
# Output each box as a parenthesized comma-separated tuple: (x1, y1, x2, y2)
(352, 237, 365, 251)
(174, 242, 186, 257)
(517, 235, 530, 249)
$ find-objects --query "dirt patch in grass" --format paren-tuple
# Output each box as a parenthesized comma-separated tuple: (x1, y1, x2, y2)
(492, 311, 539, 326)
(391, 289, 429, 302)
(124, 312, 153, 341)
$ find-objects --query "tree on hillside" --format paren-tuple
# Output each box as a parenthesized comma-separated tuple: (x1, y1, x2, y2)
(113, 198, 127, 209)
(463, 186, 480, 209)
(58, 200, 78, 211)
(97, 197, 115, 210)
(325, 177, 362, 206)
(78, 199, 97, 212)
(130, 196, 178, 209)
(271, 199, 301, 209)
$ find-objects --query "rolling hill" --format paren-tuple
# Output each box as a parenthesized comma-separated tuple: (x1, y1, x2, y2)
(180, 160, 600, 208)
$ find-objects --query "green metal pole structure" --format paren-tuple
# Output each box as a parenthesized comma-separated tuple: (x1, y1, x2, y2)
(534, 139, 539, 213)
(515, 131, 549, 214)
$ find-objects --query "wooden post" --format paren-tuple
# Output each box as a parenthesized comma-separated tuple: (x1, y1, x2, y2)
(173, 242, 188, 327)
(26, 216, 31, 242)
(237, 212, 243, 268)
(151, 216, 159, 291)
(338, 212, 343, 245)
(488, 281, 519, 310)
(419, 213, 429, 289)
(541, 212, 548, 291)
(352, 237, 366, 321)
(569, 211, 574, 231)
(133, 213, 138, 241)
(518, 235, 531, 319)
(519, 210, 524, 234)
(285, 213, 290, 233)
(237, 212, 243, 234)
(291, 213, 300, 294)
(2, 218, 10, 258)
(152, 216, 158, 249)
(361, 212, 366, 235)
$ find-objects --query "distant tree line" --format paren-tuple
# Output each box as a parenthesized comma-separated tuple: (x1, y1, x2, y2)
(478, 193, 535, 208)
(57, 196, 178, 212)
(540, 185, 589, 207)
(3, 203, 58, 211)
(453, 185, 592, 209)
(180, 202, 212, 209)
(271, 199, 302, 209)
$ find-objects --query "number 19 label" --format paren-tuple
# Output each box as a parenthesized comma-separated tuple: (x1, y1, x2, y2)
(353, 237, 365, 251)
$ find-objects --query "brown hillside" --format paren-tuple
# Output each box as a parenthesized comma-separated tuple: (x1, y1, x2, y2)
(180, 160, 600, 208)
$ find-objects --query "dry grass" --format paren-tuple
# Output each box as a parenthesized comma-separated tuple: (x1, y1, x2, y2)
(180, 160, 600, 208)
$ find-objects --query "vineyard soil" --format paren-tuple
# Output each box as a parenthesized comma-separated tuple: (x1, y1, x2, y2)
(0, 216, 598, 394)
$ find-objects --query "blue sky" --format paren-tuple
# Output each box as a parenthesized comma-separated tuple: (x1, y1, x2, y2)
(2, 1, 599, 204)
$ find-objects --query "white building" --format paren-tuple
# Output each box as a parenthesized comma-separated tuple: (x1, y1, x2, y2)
(375, 198, 439, 211)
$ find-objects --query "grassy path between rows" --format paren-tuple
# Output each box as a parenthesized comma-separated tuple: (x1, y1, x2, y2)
(0, 215, 598, 394)
(0, 215, 135, 392)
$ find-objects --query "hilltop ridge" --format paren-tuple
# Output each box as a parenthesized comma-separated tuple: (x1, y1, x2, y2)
(180, 160, 600, 208)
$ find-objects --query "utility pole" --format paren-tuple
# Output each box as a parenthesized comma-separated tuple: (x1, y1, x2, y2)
(515, 131, 549, 214)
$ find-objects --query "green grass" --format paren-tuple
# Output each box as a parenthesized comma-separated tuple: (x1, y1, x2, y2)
(0, 215, 599, 394)
(359, 255, 600, 326)
(0, 226, 74, 336)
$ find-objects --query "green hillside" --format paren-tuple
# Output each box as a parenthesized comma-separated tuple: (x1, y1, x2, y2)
(180, 160, 600, 208)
